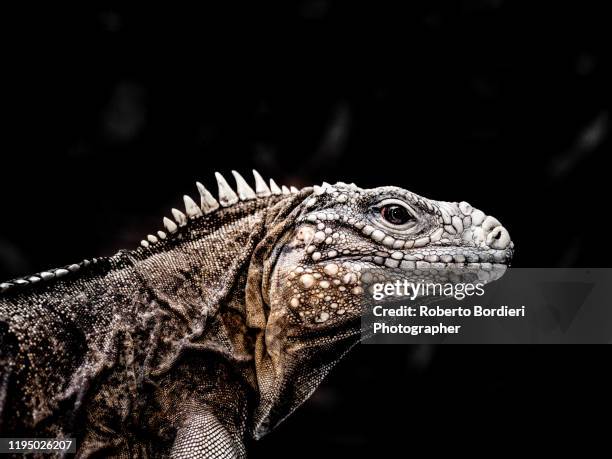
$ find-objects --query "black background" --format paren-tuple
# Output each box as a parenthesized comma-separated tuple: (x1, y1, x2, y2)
(2, 3, 610, 456)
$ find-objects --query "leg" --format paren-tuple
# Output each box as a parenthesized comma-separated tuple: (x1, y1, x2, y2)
(170, 411, 245, 459)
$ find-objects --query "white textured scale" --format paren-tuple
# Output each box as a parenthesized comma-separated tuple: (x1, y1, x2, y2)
(231, 170, 257, 201)
(215, 172, 239, 206)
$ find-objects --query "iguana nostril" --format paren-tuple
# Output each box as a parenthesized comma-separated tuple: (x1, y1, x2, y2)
(486, 226, 511, 249)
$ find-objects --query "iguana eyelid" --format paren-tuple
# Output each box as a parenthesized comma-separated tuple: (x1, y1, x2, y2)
(375, 198, 417, 217)
(372, 198, 419, 232)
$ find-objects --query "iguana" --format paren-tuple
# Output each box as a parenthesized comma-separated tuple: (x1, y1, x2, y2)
(0, 171, 513, 457)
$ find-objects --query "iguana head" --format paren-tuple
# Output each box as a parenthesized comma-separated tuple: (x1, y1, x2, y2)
(255, 180, 513, 436)
(269, 181, 513, 328)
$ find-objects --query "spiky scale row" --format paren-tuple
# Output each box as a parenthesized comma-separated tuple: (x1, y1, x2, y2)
(140, 170, 298, 248)
(0, 170, 300, 289)
(0, 258, 98, 292)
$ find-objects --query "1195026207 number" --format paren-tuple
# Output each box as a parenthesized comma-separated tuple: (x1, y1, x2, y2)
(0, 438, 76, 453)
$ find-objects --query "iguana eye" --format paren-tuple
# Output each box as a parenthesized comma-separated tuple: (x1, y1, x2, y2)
(374, 199, 418, 233)
(380, 202, 414, 226)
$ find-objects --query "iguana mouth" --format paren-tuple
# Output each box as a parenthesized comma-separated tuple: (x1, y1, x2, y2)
(314, 245, 513, 270)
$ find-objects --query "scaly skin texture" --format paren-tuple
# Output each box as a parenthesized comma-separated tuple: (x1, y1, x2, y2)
(0, 173, 513, 457)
